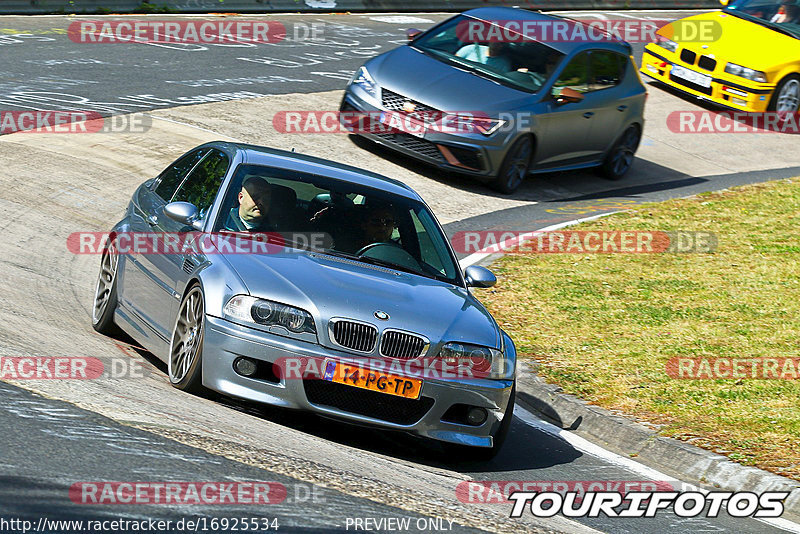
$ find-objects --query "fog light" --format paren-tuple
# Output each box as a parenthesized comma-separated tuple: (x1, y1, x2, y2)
(467, 407, 488, 426)
(732, 98, 747, 106)
(646, 64, 658, 74)
(233, 357, 258, 377)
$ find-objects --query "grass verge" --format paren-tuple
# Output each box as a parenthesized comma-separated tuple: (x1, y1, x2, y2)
(478, 178, 800, 479)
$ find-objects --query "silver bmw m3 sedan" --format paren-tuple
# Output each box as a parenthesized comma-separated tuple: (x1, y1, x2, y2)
(92, 142, 516, 459)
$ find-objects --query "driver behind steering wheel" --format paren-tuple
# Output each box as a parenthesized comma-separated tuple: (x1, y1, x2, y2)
(356, 203, 397, 253)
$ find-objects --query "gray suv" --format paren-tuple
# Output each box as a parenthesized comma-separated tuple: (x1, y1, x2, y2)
(341, 7, 646, 193)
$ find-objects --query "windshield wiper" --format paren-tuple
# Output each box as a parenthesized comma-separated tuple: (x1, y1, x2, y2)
(420, 48, 502, 85)
(319, 248, 429, 279)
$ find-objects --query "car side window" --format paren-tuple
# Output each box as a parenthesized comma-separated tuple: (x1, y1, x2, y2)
(590, 51, 625, 91)
(552, 52, 590, 94)
(172, 149, 231, 220)
(153, 149, 207, 202)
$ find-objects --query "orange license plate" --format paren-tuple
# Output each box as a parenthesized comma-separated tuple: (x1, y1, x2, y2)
(322, 360, 422, 399)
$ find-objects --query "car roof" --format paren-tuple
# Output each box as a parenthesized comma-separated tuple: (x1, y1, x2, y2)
(461, 7, 633, 55)
(202, 141, 421, 200)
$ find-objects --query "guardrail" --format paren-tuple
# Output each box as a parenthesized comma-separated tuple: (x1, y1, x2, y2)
(0, 0, 722, 15)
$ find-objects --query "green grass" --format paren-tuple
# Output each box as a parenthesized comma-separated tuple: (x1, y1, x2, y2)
(479, 178, 800, 479)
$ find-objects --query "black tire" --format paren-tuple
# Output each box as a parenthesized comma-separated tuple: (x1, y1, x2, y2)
(599, 124, 641, 181)
(444, 381, 516, 462)
(168, 284, 205, 393)
(490, 137, 532, 194)
(768, 74, 800, 116)
(92, 241, 121, 335)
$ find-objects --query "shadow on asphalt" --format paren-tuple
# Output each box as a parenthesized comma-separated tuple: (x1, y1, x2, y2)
(347, 131, 708, 206)
(101, 327, 578, 473)
(209, 392, 583, 475)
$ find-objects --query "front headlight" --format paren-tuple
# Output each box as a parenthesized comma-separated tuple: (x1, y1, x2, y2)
(724, 63, 767, 83)
(223, 295, 316, 334)
(352, 66, 379, 99)
(655, 34, 678, 53)
(437, 342, 508, 379)
(443, 114, 506, 136)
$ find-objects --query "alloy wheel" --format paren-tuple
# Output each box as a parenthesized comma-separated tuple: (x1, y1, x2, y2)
(169, 286, 204, 384)
(610, 127, 639, 177)
(502, 138, 532, 193)
(92, 242, 118, 324)
(776, 79, 800, 115)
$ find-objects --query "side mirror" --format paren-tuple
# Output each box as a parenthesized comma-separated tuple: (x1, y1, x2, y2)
(163, 201, 203, 230)
(465, 265, 497, 288)
(406, 28, 423, 42)
(554, 87, 585, 105)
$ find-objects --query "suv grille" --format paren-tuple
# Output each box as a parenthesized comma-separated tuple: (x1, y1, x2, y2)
(380, 330, 428, 359)
(373, 132, 445, 162)
(330, 320, 377, 353)
(304, 379, 434, 425)
(381, 89, 440, 116)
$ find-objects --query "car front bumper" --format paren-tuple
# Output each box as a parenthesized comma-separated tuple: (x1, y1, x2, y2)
(640, 45, 775, 113)
(340, 85, 516, 179)
(202, 315, 514, 448)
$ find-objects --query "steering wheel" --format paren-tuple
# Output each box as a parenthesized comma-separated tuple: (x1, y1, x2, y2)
(355, 242, 423, 272)
(356, 241, 398, 256)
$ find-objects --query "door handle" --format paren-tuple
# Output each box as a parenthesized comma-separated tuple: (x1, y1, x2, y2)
(583, 112, 594, 118)
(617, 105, 628, 112)
(147, 215, 159, 226)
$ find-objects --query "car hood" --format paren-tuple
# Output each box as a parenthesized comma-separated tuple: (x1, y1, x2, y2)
(366, 46, 533, 115)
(220, 251, 501, 350)
(664, 11, 800, 69)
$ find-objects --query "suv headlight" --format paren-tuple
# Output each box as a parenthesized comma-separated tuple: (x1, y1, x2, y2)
(352, 66, 379, 99)
(654, 34, 678, 53)
(437, 342, 508, 379)
(224, 295, 316, 335)
(724, 63, 767, 83)
(443, 114, 506, 136)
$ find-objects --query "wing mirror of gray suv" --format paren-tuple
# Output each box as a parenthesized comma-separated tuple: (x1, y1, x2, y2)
(163, 201, 203, 230)
(554, 87, 585, 105)
(406, 28, 423, 41)
(464, 265, 497, 288)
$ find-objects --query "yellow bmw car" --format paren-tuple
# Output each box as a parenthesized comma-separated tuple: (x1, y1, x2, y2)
(641, 0, 800, 114)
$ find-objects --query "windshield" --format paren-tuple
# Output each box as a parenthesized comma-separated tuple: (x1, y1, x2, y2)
(214, 163, 462, 285)
(725, 0, 800, 38)
(411, 14, 566, 93)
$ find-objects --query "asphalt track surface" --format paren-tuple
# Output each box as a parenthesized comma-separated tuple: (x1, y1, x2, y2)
(1, 10, 799, 534)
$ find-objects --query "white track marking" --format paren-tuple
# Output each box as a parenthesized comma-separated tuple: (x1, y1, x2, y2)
(458, 211, 617, 269)
(515, 405, 800, 532)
